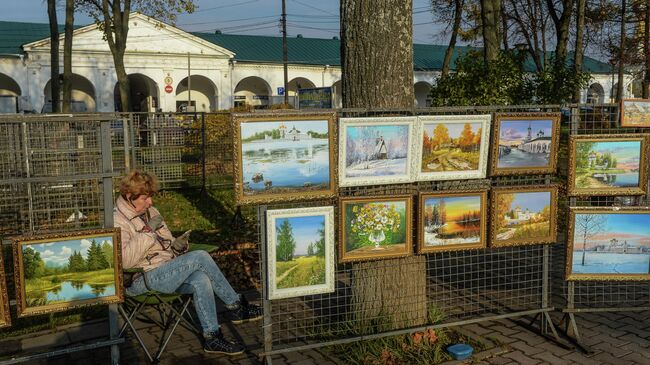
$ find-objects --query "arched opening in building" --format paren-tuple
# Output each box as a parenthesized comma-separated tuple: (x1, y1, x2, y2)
(234, 76, 271, 108)
(0, 73, 21, 113)
(114, 74, 159, 112)
(332, 80, 342, 109)
(414, 81, 432, 107)
(288, 77, 316, 107)
(43, 73, 96, 112)
(586, 83, 605, 104)
(175, 75, 218, 112)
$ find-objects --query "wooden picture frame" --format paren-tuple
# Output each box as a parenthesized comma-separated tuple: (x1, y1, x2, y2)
(490, 186, 558, 247)
(339, 195, 413, 263)
(566, 207, 650, 281)
(233, 112, 337, 205)
(338, 117, 417, 187)
(620, 98, 650, 128)
(12, 228, 124, 317)
(414, 115, 491, 181)
(490, 113, 560, 176)
(266, 206, 335, 300)
(567, 134, 649, 196)
(418, 190, 488, 253)
(0, 253, 10, 328)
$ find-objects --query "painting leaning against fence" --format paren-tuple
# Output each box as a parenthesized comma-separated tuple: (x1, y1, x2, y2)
(13, 229, 123, 317)
(566, 208, 650, 280)
(266, 207, 335, 300)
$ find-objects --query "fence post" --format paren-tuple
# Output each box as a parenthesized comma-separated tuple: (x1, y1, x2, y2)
(201, 112, 207, 192)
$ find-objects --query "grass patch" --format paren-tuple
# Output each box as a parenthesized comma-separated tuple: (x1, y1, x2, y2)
(25, 269, 115, 294)
(511, 221, 550, 239)
(276, 256, 325, 289)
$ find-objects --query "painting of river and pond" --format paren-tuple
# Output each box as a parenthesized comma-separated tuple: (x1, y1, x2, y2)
(14, 229, 123, 316)
(491, 115, 560, 176)
(567, 209, 650, 280)
(235, 115, 335, 204)
(569, 136, 648, 196)
(491, 187, 557, 247)
(419, 191, 487, 253)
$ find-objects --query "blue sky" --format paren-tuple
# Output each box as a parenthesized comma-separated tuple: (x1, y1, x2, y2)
(510, 191, 550, 213)
(275, 215, 324, 256)
(588, 141, 641, 163)
(346, 125, 408, 142)
(599, 214, 650, 235)
(25, 236, 113, 267)
(423, 122, 481, 139)
(499, 120, 553, 142)
(241, 120, 328, 139)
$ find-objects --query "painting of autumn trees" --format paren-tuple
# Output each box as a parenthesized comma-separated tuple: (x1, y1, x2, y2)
(492, 188, 557, 246)
(421, 122, 482, 173)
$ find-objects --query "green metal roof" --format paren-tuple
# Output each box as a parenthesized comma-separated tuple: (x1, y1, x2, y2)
(0, 20, 613, 74)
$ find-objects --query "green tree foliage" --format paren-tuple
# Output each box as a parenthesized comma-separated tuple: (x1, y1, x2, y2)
(86, 240, 110, 271)
(276, 219, 297, 262)
(23, 247, 45, 280)
(68, 251, 86, 272)
(314, 222, 326, 257)
(575, 141, 595, 169)
(101, 241, 114, 268)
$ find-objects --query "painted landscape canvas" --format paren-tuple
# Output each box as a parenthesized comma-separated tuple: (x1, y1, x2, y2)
(340, 118, 415, 186)
(267, 207, 334, 299)
(340, 197, 412, 262)
(492, 188, 557, 247)
(567, 209, 650, 280)
(420, 122, 482, 173)
(570, 137, 645, 195)
(621, 99, 650, 127)
(14, 229, 123, 317)
(495, 118, 555, 173)
(419, 192, 486, 253)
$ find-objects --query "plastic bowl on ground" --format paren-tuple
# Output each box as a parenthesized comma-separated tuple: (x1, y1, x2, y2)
(447, 343, 474, 360)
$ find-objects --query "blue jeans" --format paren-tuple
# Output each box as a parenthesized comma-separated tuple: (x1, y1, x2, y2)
(127, 250, 239, 336)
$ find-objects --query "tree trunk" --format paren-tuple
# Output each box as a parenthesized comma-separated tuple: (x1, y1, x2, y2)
(47, 0, 60, 113)
(501, 1, 508, 50)
(481, 0, 501, 63)
(547, 0, 575, 67)
(644, 1, 650, 98)
(98, 0, 132, 111)
(442, 0, 465, 78)
(62, 0, 74, 113)
(113, 49, 132, 112)
(617, 0, 626, 102)
(341, 0, 414, 108)
(340, 0, 426, 330)
(573, 0, 586, 102)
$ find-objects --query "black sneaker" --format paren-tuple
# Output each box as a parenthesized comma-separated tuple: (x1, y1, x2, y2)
(228, 295, 263, 324)
(203, 330, 245, 355)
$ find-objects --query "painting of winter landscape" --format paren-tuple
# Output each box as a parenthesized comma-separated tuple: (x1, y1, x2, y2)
(621, 99, 650, 127)
(492, 114, 559, 175)
(491, 187, 557, 247)
(266, 207, 334, 299)
(419, 191, 487, 253)
(339, 117, 415, 186)
(234, 115, 335, 204)
(567, 209, 650, 280)
(416, 115, 490, 181)
(13, 229, 123, 317)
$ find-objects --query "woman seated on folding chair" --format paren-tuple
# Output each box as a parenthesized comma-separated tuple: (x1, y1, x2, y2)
(114, 170, 262, 356)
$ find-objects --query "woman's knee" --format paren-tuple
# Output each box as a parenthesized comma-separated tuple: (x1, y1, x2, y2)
(187, 271, 213, 292)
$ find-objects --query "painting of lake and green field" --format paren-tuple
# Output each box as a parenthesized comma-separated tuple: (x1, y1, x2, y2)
(572, 139, 643, 192)
(15, 229, 122, 316)
(568, 210, 650, 280)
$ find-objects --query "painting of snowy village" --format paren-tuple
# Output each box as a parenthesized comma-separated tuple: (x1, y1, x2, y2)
(340, 196, 412, 262)
(569, 135, 648, 196)
(416, 115, 490, 181)
(567, 209, 650, 280)
(235, 115, 335, 204)
(418, 191, 487, 253)
(621, 99, 650, 127)
(492, 114, 559, 175)
(266, 207, 334, 299)
(14, 229, 123, 317)
(491, 187, 557, 247)
(339, 117, 415, 187)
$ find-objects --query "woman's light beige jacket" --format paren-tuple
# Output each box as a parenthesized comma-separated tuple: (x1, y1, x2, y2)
(113, 196, 175, 271)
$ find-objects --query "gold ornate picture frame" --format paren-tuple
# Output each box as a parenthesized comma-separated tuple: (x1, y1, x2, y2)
(490, 112, 560, 176)
(620, 98, 650, 128)
(339, 195, 413, 263)
(567, 134, 649, 196)
(566, 207, 650, 281)
(490, 186, 558, 247)
(12, 228, 124, 317)
(233, 112, 337, 205)
(418, 190, 488, 253)
(0, 252, 10, 328)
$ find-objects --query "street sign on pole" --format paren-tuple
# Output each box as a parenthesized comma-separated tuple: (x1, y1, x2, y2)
(277, 87, 285, 96)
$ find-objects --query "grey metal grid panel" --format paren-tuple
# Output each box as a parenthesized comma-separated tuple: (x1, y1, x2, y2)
(259, 107, 557, 351)
(563, 104, 650, 310)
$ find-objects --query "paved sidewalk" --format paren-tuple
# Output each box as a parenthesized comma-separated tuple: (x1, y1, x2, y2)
(3, 310, 650, 364)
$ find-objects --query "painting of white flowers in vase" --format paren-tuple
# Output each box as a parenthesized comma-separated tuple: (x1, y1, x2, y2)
(339, 195, 413, 263)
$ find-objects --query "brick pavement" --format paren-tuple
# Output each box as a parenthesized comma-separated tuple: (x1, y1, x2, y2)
(2, 309, 650, 364)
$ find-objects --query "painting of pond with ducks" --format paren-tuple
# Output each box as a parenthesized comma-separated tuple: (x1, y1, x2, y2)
(13, 229, 123, 317)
